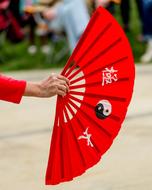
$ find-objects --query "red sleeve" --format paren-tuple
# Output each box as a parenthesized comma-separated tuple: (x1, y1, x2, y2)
(0, 75, 26, 104)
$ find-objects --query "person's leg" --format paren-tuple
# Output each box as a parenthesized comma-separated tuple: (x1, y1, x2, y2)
(120, 0, 130, 31)
(61, 0, 90, 52)
(28, 15, 37, 54)
(106, 2, 115, 15)
(140, 1, 152, 63)
(142, 1, 152, 40)
(134, 0, 145, 42)
(135, 0, 143, 21)
(29, 15, 36, 45)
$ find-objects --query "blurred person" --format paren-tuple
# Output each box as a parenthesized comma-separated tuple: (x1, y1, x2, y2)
(20, 0, 51, 54)
(0, 73, 69, 104)
(120, 0, 143, 32)
(140, 0, 152, 63)
(94, 0, 121, 14)
(0, 0, 10, 32)
(0, 0, 24, 43)
(20, 0, 39, 54)
(43, 0, 90, 52)
(85, 0, 95, 14)
(9, 0, 22, 25)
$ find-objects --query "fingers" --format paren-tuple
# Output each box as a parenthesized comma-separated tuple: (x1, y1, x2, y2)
(58, 80, 69, 92)
(56, 80, 69, 97)
(51, 73, 70, 95)
(57, 89, 66, 97)
(57, 83, 68, 96)
(57, 74, 70, 85)
(42, 73, 70, 97)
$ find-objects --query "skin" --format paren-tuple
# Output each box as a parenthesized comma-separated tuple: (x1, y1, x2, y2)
(43, 8, 57, 21)
(24, 73, 70, 98)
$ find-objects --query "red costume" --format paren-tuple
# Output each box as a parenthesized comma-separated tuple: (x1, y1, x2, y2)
(0, 0, 10, 31)
(0, 75, 26, 103)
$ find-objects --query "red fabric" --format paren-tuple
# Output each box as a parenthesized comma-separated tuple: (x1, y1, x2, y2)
(0, 75, 26, 103)
(45, 6, 135, 185)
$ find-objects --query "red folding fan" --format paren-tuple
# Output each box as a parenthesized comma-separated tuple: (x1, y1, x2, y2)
(45, 6, 135, 185)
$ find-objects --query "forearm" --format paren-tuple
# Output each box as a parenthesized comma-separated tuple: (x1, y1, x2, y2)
(0, 73, 69, 103)
(24, 82, 42, 97)
(24, 74, 69, 98)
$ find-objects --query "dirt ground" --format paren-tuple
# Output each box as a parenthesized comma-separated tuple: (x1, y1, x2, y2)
(0, 65, 152, 190)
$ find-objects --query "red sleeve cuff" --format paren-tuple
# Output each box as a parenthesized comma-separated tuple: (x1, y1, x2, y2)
(0, 75, 26, 104)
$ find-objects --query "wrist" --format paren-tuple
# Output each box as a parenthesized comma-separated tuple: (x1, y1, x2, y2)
(24, 82, 42, 97)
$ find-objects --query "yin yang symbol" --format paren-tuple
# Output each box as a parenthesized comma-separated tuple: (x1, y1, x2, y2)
(95, 100, 112, 119)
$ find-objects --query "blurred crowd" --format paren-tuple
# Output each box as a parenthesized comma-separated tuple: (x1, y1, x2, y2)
(0, 0, 152, 63)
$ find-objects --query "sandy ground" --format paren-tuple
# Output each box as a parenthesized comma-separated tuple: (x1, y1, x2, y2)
(0, 65, 152, 190)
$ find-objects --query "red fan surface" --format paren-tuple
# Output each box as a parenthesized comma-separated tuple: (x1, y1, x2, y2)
(45, 6, 135, 185)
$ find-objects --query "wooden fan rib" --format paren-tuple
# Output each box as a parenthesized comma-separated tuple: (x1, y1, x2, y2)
(45, 123, 59, 182)
(65, 22, 112, 78)
(70, 77, 129, 90)
(60, 100, 85, 180)
(68, 38, 122, 80)
(63, 103, 87, 167)
(57, 101, 67, 180)
(75, 115, 101, 154)
(69, 91, 127, 102)
(46, 97, 62, 181)
(62, 11, 100, 76)
(68, 99, 112, 138)
(59, 125, 64, 179)
(60, 121, 74, 181)
(68, 95, 120, 122)
(65, 102, 101, 156)
(64, 104, 102, 173)
(70, 56, 128, 85)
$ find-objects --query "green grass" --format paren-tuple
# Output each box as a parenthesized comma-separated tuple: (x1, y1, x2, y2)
(0, 2, 146, 71)
(0, 38, 70, 71)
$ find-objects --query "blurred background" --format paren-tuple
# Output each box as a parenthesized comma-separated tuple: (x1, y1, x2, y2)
(0, 0, 152, 71)
(0, 1, 152, 190)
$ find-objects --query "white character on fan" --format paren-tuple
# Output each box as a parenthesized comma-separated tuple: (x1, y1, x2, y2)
(102, 66, 118, 86)
(78, 128, 94, 147)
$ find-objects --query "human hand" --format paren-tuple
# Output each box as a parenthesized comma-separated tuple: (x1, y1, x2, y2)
(24, 73, 70, 98)
(42, 8, 57, 20)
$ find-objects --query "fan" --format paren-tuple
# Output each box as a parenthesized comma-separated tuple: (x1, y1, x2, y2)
(45, 6, 135, 185)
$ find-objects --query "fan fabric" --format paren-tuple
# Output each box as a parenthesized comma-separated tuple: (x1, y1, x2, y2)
(45, 6, 135, 185)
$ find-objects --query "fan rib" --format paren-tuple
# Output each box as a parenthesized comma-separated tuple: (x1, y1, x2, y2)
(69, 91, 126, 102)
(46, 98, 62, 181)
(70, 77, 129, 90)
(70, 56, 128, 85)
(59, 125, 65, 179)
(63, 104, 87, 167)
(68, 95, 120, 122)
(45, 122, 60, 182)
(67, 99, 112, 138)
(65, 22, 112, 78)
(68, 38, 122, 80)
(74, 115, 101, 154)
(62, 11, 100, 75)
(64, 99, 100, 154)
(57, 101, 66, 180)
(64, 103, 102, 173)
(60, 117, 74, 181)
